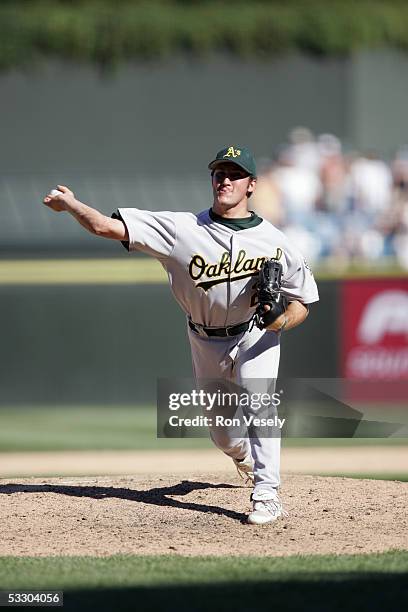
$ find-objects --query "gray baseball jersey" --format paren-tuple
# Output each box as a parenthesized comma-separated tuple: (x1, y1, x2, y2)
(114, 208, 319, 327)
(113, 206, 319, 495)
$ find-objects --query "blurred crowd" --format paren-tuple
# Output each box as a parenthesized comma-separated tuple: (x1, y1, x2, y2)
(252, 128, 408, 270)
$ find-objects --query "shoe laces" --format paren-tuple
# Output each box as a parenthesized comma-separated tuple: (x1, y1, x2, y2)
(256, 498, 289, 518)
(235, 464, 254, 486)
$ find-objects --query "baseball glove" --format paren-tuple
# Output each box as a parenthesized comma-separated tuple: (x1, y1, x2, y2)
(254, 258, 288, 330)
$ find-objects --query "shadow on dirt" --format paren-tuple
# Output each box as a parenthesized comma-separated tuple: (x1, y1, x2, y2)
(0, 480, 247, 522)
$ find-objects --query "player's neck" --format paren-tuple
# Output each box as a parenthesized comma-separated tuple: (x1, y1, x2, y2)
(211, 200, 251, 219)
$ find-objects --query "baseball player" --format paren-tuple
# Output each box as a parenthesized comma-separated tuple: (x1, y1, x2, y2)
(43, 145, 319, 524)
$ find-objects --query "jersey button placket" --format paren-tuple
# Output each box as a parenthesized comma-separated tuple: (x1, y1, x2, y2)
(225, 234, 235, 328)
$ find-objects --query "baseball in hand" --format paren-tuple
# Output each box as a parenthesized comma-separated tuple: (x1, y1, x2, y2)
(50, 189, 63, 197)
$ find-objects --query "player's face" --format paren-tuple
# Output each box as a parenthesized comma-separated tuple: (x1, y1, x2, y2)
(211, 162, 256, 210)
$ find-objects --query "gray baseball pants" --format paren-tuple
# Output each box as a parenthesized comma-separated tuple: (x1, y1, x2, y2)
(188, 324, 281, 496)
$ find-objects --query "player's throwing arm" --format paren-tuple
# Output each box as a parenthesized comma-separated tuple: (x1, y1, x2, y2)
(43, 185, 128, 241)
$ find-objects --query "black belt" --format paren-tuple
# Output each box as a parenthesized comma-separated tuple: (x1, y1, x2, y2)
(188, 319, 251, 338)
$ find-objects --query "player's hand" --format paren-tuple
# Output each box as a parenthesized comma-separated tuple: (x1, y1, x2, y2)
(264, 305, 287, 333)
(43, 185, 75, 212)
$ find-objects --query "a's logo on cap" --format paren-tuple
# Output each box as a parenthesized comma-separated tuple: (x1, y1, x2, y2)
(224, 146, 241, 159)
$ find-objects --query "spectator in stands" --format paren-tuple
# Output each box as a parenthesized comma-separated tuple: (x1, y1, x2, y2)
(253, 128, 404, 268)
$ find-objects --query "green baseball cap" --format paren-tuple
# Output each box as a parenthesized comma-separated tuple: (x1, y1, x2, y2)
(208, 145, 257, 177)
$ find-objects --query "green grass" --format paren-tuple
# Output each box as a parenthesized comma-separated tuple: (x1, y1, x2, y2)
(0, 405, 407, 452)
(314, 260, 407, 280)
(320, 473, 408, 482)
(0, 552, 407, 611)
(0, 259, 167, 285)
(282, 437, 408, 447)
(0, 406, 211, 451)
(0, 259, 405, 285)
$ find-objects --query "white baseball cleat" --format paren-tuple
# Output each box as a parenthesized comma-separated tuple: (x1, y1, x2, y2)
(233, 455, 255, 486)
(247, 490, 285, 525)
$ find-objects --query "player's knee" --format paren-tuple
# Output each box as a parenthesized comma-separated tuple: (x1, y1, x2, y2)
(210, 431, 246, 455)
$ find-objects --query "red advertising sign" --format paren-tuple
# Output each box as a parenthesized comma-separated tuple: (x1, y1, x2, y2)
(341, 279, 408, 382)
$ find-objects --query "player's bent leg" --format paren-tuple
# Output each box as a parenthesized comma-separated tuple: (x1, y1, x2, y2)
(208, 421, 254, 486)
(188, 327, 253, 475)
(208, 428, 250, 462)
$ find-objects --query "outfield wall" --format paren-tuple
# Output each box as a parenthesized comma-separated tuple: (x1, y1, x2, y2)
(0, 281, 336, 405)
(2, 51, 408, 256)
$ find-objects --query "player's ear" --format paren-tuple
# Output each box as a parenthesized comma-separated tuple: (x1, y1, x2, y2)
(247, 176, 257, 197)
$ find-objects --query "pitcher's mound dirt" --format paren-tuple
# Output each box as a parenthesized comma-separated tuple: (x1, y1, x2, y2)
(1, 473, 407, 557)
